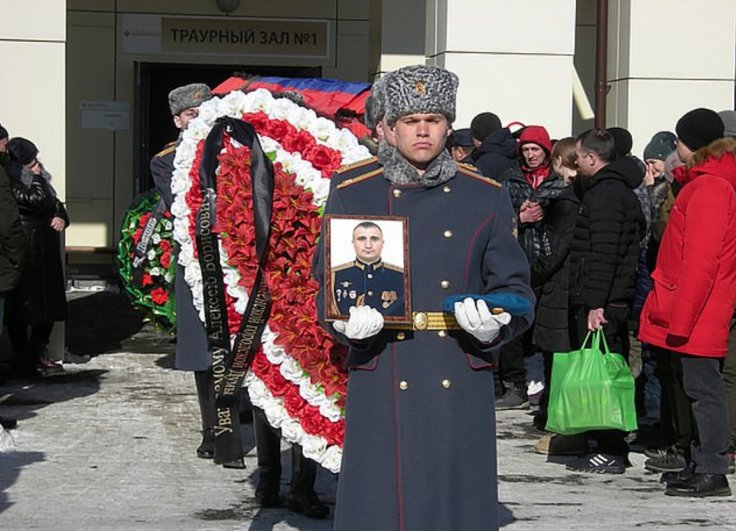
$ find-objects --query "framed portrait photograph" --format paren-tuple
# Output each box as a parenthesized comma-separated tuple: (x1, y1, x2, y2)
(324, 214, 411, 323)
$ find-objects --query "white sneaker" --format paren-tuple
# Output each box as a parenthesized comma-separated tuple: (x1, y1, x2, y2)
(527, 380, 545, 397)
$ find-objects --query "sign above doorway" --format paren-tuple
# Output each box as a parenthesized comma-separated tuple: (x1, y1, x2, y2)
(121, 14, 331, 60)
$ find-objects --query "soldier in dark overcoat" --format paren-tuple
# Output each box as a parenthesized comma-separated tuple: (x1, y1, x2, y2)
(150, 83, 235, 464)
(315, 65, 534, 531)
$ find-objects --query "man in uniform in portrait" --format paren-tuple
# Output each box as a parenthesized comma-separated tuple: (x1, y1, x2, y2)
(315, 64, 534, 531)
(331, 221, 405, 317)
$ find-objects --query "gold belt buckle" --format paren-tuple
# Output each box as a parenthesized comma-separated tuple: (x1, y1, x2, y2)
(412, 312, 429, 330)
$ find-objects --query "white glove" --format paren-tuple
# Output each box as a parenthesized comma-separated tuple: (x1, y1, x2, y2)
(454, 298, 511, 344)
(333, 305, 384, 340)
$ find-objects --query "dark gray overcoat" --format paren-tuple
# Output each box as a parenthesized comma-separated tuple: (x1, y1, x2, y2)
(151, 144, 210, 371)
(315, 158, 534, 531)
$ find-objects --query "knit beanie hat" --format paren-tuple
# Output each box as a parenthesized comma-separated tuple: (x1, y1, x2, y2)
(470, 112, 502, 142)
(675, 108, 724, 151)
(718, 110, 736, 139)
(8, 137, 38, 165)
(383, 65, 459, 125)
(643, 131, 676, 161)
(0, 123, 8, 141)
(607, 127, 633, 157)
(518, 125, 552, 154)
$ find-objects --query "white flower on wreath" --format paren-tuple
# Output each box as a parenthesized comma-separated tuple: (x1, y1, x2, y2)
(219, 91, 247, 118)
(245, 89, 275, 113)
(147, 249, 156, 261)
(320, 445, 343, 473)
(308, 117, 337, 141)
(150, 267, 161, 277)
(268, 97, 293, 120)
(288, 106, 317, 130)
(151, 233, 161, 245)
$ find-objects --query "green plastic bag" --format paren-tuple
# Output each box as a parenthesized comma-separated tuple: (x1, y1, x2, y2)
(545, 330, 638, 435)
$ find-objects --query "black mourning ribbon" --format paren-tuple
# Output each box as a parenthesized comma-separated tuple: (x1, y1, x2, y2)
(131, 198, 168, 284)
(195, 116, 273, 464)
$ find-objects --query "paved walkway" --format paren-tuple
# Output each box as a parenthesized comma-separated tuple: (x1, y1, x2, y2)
(0, 291, 734, 530)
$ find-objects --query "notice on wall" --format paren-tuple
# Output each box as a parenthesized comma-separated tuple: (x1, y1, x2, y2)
(121, 14, 331, 60)
(80, 101, 130, 131)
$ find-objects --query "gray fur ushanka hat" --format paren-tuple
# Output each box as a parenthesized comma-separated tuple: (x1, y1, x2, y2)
(168, 83, 213, 116)
(383, 65, 459, 125)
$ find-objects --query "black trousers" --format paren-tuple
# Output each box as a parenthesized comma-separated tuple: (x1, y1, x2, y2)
(651, 346, 697, 455)
(572, 304, 631, 457)
(6, 319, 55, 370)
(723, 320, 736, 449)
(253, 406, 317, 495)
(675, 353, 730, 474)
(495, 327, 533, 393)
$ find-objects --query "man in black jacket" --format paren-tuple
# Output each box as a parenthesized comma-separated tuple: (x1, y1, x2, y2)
(469, 112, 518, 179)
(566, 128, 646, 474)
(0, 164, 26, 343)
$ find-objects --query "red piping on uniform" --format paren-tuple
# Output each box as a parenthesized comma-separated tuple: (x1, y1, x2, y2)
(391, 344, 405, 531)
(463, 212, 496, 289)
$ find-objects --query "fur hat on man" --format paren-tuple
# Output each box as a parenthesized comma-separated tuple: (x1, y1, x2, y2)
(675, 108, 724, 151)
(8, 137, 38, 165)
(518, 125, 552, 154)
(470, 112, 502, 142)
(383, 65, 459, 125)
(718, 110, 736, 139)
(643, 131, 677, 161)
(168, 83, 213, 116)
(364, 76, 388, 130)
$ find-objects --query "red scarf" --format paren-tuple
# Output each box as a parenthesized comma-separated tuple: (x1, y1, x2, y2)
(522, 160, 551, 189)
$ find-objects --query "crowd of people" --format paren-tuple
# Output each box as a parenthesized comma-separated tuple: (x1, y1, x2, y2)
(441, 106, 736, 498)
(0, 125, 69, 380)
(2, 62, 736, 528)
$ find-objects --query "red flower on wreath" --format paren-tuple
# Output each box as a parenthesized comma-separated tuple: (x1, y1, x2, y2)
(141, 272, 154, 287)
(160, 249, 172, 269)
(150, 287, 169, 305)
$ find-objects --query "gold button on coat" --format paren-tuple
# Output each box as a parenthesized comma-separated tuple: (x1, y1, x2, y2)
(368, 290, 374, 296)
(393, 189, 402, 198)
(443, 185, 451, 193)
(441, 280, 450, 289)
(442, 379, 452, 389)
(438, 330, 447, 338)
(399, 381, 409, 390)
(396, 332, 406, 340)
(443, 230, 453, 238)
(367, 273, 373, 279)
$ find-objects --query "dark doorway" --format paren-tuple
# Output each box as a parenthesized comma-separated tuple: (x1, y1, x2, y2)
(134, 62, 321, 196)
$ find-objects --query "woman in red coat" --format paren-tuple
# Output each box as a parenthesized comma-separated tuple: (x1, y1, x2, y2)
(639, 127, 736, 497)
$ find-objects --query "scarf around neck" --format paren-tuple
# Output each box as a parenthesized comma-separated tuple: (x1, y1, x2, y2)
(522, 160, 551, 190)
(378, 141, 457, 187)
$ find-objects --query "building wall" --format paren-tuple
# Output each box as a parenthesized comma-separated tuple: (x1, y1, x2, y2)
(65, 0, 373, 248)
(0, 1, 66, 200)
(426, 0, 577, 139)
(607, 0, 736, 157)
